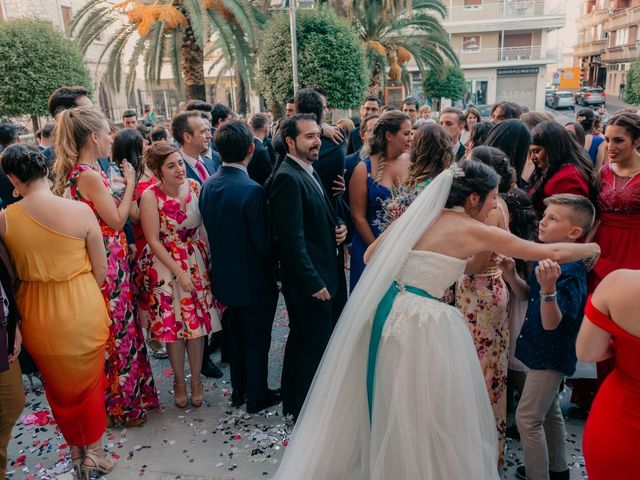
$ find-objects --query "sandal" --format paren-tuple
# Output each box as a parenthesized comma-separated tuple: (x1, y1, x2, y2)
(70, 446, 84, 478)
(148, 339, 168, 359)
(174, 381, 187, 408)
(123, 413, 147, 428)
(81, 446, 116, 479)
(191, 379, 204, 408)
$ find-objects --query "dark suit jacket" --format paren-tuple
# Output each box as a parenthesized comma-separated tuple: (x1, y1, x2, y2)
(455, 142, 466, 161)
(200, 166, 277, 308)
(268, 156, 339, 301)
(0, 240, 20, 361)
(263, 137, 277, 166)
(183, 153, 215, 185)
(347, 128, 363, 155)
(248, 139, 274, 186)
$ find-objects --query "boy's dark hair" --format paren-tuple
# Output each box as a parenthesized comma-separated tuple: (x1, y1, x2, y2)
(294, 89, 324, 123)
(0, 144, 48, 183)
(171, 111, 202, 146)
(123, 109, 137, 119)
(0, 123, 19, 147)
(48, 86, 89, 117)
(150, 125, 169, 142)
(543, 194, 596, 235)
(402, 97, 420, 109)
(441, 107, 465, 124)
(214, 120, 253, 164)
(211, 103, 232, 126)
(186, 100, 213, 113)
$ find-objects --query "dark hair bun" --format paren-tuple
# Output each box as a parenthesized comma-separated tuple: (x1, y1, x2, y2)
(446, 160, 500, 208)
(0, 144, 48, 183)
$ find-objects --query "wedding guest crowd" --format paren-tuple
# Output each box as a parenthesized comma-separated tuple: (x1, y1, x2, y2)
(0, 80, 639, 480)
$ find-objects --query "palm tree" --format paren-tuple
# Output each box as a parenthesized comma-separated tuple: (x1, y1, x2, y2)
(69, 0, 263, 105)
(338, 0, 458, 95)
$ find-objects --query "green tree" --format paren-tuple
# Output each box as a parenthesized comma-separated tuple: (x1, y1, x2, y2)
(423, 65, 466, 103)
(624, 58, 640, 105)
(0, 18, 91, 118)
(257, 9, 368, 109)
(336, 0, 458, 94)
(70, 0, 263, 107)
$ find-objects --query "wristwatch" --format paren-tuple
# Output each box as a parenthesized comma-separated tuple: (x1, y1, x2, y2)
(541, 291, 557, 302)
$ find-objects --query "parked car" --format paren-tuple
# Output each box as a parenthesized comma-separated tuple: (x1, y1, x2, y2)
(546, 91, 575, 110)
(545, 87, 555, 103)
(575, 87, 606, 106)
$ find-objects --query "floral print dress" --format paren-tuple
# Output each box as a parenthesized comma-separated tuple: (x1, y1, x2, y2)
(134, 179, 220, 342)
(455, 201, 511, 465)
(66, 164, 159, 424)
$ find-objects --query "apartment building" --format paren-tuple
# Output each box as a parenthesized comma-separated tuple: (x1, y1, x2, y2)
(575, 0, 640, 97)
(403, 0, 565, 111)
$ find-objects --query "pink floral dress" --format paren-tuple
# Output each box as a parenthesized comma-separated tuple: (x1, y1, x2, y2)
(66, 164, 159, 424)
(134, 179, 220, 342)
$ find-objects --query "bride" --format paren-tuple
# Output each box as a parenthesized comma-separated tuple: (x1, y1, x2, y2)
(273, 160, 599, 480)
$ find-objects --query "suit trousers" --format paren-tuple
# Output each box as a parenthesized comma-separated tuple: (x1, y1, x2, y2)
(0, 361, 24, 478)
(281, 297, 335, 419)
(516, 369, 567, 480)
(222, 299, 277, 404)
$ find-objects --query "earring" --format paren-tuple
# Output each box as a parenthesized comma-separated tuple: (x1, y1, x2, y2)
(12, 188, 20, 198)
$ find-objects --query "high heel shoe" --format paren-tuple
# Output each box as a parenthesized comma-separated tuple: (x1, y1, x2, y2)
(174, 381, 187, 408)
(81, 446, 116, 479)
(191, 379, 204, 408)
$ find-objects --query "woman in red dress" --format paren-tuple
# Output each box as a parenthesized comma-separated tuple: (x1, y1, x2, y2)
(528, 121, 595, 218)
(577, 269, 640, 479)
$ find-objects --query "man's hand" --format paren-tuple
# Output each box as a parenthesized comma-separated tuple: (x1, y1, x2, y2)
(312, 287, 331, 301)
(321, 123, 344, 144)
(332, 171, 346, 197)
(335, 224, 347, 245)
(535, 259, 561, 293)
(8, 326, 21, 363)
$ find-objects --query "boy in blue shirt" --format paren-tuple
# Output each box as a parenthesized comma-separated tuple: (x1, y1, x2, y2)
(499, 193, 596, 480)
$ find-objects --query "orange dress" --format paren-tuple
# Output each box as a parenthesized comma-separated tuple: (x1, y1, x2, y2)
(4, 204, 110, 445)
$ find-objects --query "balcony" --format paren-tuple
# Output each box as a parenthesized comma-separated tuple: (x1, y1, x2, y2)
(457, 45, 560, 68)
(573, 39, 608, 57)
(601, 43, 639, 62)
(576, 8, 609, 29)
(444, 0, 566, 33)
(605, 5, 640, 31)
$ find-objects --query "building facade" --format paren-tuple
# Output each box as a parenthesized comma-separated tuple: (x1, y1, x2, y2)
(574, 0, 640, 98)
(404, 0, 565, 111)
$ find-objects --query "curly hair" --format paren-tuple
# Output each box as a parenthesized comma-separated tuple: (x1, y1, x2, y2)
(407, 123, 453, 189)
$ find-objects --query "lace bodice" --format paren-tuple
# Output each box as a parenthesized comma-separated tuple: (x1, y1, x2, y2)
(397, 251, 467, 298)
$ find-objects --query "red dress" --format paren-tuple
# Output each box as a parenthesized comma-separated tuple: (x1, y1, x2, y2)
(590, 164, 640, 290)
(582, 297, 640, 479)
(530, 164, 590, 217)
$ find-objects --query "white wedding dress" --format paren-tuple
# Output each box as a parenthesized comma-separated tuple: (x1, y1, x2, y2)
(273, 169, 499, 480)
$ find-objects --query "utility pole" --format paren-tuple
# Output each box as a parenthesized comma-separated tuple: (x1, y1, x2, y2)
(289, 0, 299, 94)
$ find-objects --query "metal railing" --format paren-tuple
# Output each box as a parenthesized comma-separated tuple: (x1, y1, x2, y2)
(456, 45, 559, 64)
(446, 0, 564, 22)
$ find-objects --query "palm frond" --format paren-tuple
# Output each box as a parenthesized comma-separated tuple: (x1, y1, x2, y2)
(124, 35, 148, 97)
(182, 0, 208, 49)
(106, 28, 133, 91)
(144, 21, 166, 85)
(68, 0, 104, 36)
(168, 31, 185, 95)
(412, 0, 448, 18)
(77, 13, 117, 55)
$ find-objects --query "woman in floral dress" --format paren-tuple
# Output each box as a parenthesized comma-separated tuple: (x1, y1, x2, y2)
(54, 107, 159, 427)
(134, 142, 220, 408)
(455, 146, 516, 465)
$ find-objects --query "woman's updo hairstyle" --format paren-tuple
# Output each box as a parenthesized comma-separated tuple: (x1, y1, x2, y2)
(144, 141, 180, 179)
(470, 146, 515, 193)
(0, 144, 48, 183)
(445, 160, 499, 208)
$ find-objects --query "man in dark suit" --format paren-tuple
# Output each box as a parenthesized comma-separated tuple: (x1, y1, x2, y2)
(347, 96, 381, 155)
(170, 111, 224, 379)
(268, 114, 348, 420)
(248, 113, 274, 186)
(186, 100, 222, 174)
(200, 121, 280, 414)
(0, 123, 19, 208)
(439, 107, 467, 161)
(210, 103, 233, 152)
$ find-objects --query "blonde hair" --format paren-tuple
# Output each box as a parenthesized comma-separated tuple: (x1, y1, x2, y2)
(53, 106, 108, 195)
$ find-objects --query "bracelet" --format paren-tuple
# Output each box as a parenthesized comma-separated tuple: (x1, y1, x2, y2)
(540, 291, 557, 302)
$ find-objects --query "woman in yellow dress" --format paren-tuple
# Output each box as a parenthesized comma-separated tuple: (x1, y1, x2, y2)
(0, 145, 115, 478)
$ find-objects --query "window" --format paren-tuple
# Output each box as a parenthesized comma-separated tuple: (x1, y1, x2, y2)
(462, 36, 481, 52)
(614, 28, 629, 46)
(61, 6, 72, 30)
(464, 0, 481, 9)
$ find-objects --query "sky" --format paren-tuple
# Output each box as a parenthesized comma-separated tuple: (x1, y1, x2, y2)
(548, 0, 581, 54)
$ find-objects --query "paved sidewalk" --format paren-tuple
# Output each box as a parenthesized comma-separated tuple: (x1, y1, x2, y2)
(7, 296, 588, 479)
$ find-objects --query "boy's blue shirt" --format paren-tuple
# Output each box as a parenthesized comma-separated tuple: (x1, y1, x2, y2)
(515, 260, 588, 377)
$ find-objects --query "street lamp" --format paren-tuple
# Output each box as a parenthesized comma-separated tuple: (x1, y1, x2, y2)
(289, 0, 299, 94)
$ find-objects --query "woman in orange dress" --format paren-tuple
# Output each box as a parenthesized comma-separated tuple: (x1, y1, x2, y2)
(0, 145, 114, 477)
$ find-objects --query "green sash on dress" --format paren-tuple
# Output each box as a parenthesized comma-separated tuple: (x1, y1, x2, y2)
(367, 280, 436, 421)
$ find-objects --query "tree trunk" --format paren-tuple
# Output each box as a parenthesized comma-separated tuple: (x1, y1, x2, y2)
(235, 69, 247, 116)
(368, 61, 383, 98)
(179, 19, 206, 101)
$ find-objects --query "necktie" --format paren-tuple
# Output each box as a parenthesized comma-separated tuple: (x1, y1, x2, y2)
(195, 159, 209, 182)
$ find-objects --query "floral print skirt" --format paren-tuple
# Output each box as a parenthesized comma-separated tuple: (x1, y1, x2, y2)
(456, 268, 510, 466)
(102, 232, 159, 424)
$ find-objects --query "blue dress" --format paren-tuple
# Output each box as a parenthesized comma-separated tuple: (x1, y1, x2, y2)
(350, 158, 391, 292)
